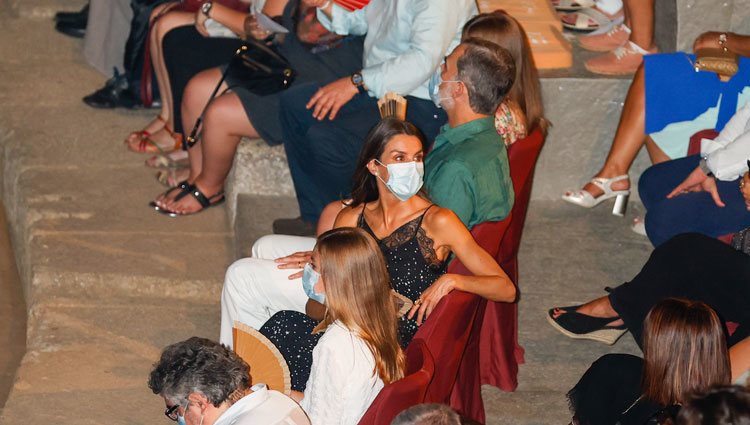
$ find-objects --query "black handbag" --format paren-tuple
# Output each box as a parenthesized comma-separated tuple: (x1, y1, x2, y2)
(184, 39, 296, 149)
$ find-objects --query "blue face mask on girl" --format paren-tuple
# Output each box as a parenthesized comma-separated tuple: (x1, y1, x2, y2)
(302, 263, 326, 304)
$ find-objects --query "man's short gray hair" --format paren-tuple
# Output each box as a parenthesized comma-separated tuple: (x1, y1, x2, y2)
(148, 337, 250, 406)
(457, 38, 516, 115)
(391, 403, 462, 425)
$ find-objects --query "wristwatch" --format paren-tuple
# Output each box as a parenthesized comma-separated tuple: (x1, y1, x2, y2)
(699, 157, 714, 177)
(201, 1, 213, 17)
(351, 72, 367, 95)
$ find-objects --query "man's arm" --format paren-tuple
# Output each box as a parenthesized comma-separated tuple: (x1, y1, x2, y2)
(361, 0, 473, 98)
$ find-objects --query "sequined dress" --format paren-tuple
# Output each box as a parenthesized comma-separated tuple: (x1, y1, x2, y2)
(260, 205, 447, 391)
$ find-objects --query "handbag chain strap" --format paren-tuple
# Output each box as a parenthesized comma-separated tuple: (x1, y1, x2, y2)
(183, 46, 244, 150)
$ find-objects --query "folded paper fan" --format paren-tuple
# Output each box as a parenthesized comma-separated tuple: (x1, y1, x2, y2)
(333, 0, 370, 12)
(233, 321, 292, 395)
(378, 92, 407, 121)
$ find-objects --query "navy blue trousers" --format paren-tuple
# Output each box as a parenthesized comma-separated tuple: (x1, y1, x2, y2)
(639, 154, 750, 246)
(280, 82, 447, 222)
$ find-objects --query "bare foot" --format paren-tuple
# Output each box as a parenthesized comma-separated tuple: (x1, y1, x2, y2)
(156, 168, 191, 188)
(145, 150, 189, 169)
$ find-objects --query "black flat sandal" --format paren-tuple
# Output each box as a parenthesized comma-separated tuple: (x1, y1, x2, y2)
(546, 305, 626, 345)
(155, 184, 225, 217)
(149, 180, 193, 214)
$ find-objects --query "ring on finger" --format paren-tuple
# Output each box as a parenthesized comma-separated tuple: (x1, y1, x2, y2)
(414, 298, 423, 306)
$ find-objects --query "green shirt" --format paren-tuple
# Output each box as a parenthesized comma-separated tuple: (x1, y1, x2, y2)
(424, 116, 514, 229)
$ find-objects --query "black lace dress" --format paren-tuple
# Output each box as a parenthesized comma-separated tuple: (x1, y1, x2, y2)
(260, 205, 447, 391)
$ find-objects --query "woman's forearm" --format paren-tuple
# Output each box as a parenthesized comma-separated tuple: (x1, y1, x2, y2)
(209, 3, 247, 35)
(453, 274, 516, 303)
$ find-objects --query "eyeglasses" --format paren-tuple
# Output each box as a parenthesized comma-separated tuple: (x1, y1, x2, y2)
(164, 404, 180, 421)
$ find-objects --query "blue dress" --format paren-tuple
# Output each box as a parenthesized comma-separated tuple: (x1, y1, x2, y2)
(643, 53, 750, 159)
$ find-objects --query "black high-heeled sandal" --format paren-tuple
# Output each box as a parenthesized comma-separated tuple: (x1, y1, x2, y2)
(546, 305, 626, 345)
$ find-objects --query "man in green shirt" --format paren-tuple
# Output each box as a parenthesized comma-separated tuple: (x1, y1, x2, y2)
(424, 39, 516, 229)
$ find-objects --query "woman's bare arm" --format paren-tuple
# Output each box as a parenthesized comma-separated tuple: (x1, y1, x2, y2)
(408, 208, 516, 324)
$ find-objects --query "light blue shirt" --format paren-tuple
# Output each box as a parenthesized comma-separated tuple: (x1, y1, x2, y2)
(317, 0, 477, 100)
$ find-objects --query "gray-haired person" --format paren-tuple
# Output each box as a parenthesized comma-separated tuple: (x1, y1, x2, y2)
(391, 404, 462, 425)
(148, 337, 310, 425)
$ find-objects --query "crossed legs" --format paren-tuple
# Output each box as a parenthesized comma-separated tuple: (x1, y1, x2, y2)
(155, 68, 258, 214)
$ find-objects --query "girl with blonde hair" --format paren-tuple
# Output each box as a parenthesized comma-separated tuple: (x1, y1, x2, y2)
(293, 227, 404, 424)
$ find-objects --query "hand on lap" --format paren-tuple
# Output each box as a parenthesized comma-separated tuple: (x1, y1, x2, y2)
(667, 166, 725, 207)
(306, 77, 358, 121)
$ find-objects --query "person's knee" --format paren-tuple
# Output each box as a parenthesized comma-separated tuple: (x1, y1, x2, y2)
(224, 257, 257, 290)
(183, 73, 213, 114)
(251, 235, 278, 258)
(644, 208, 677, 246)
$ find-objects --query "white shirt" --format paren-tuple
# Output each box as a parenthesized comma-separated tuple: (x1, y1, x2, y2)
(214, 384, 310, 425)
(702, 101, 750, 180)
(300, 321, 384, 425)
(317, 0, 477, 99)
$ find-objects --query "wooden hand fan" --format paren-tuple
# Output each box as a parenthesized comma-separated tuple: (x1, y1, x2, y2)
(333, 0, 370, 12)
(392, 290, 414, 317)
(232, 321, 292, 395)
(378, 92, 408, 121)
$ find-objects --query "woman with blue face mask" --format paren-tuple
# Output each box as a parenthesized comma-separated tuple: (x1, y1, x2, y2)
(288, 227, 405, 425)
(257, 118, 516, 393)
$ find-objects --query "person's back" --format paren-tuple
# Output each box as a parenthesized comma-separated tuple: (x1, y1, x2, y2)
(301, 321, 384, 424)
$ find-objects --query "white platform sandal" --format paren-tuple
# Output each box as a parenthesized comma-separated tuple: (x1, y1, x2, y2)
(562, 175, 630, 216)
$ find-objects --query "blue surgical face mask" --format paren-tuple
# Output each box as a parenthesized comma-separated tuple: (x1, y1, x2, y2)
(177, 415, 187, 425)
(428, 67, 461, 108)
(302, 263, 326, 304)
(375, 160, 424, 202)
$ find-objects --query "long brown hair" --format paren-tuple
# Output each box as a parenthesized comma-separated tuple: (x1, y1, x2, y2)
(312, 227, 405, 385)
(462, 10, 549, 134)
(641, 298, 731, 406)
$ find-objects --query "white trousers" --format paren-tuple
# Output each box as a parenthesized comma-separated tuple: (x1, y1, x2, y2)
(220, 235, 316, 347)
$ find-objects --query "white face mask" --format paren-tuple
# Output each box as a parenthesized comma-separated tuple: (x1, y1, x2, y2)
(375, 160, 424, 201)
(428, 67, 461, 109)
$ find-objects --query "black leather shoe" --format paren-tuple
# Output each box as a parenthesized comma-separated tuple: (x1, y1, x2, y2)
(272, 217, 317, 236)
(55, 20, 86, 38)
(82, 72, 139, 109)
(55, 4, 89, 23)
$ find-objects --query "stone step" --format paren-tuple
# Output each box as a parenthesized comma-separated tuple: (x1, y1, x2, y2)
(8, 0, 84, 19)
